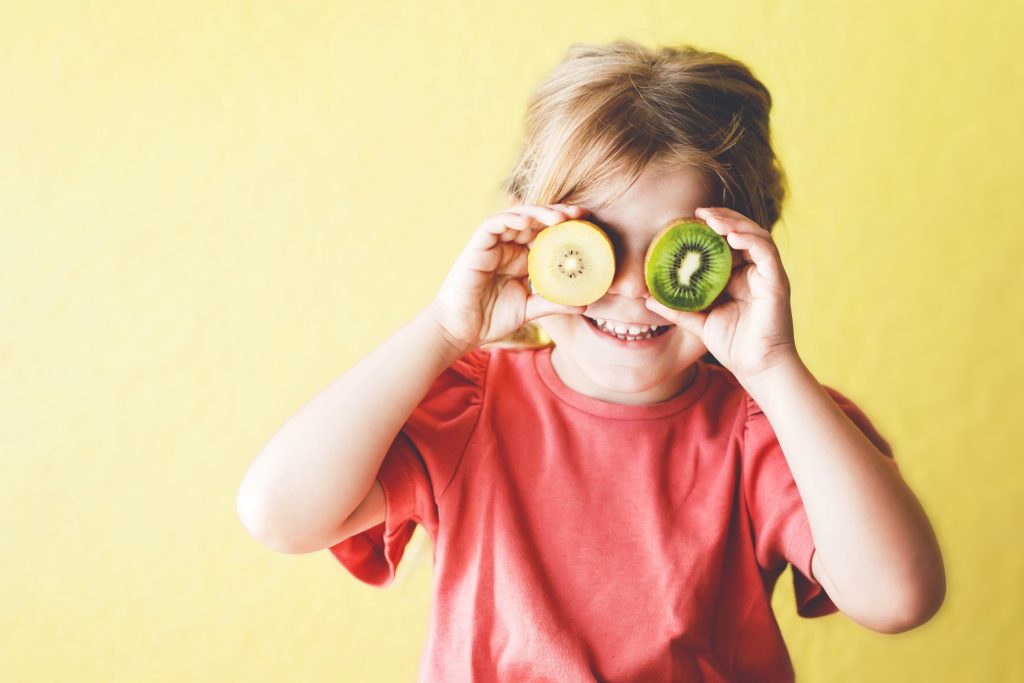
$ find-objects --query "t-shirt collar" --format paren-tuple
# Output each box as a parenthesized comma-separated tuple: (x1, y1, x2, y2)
(532, 346, 710, 420)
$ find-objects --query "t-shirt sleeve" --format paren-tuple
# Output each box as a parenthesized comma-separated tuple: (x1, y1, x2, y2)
(742, 385, 898, 618)
(326, 347, 489, 587)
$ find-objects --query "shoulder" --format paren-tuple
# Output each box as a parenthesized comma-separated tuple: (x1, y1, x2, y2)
(729, 368, 895, 461)
(695, 361, 752, 427)
(450, 345, 492, 382)
(474, 343, 547, 378)
(439, 344, 547, 398)
(429, 345, 497, 394)
(704, 362, 863, 419)
(416, 346, 492, 408)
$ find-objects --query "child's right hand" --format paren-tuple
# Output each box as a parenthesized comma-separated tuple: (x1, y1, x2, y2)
(429, 203, 592, 353)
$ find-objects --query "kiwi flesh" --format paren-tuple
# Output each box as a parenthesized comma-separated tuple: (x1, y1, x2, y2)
(528, 220, 615, 306)
(644, 218, 731, 311)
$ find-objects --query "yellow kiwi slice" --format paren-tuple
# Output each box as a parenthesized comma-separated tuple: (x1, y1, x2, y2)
(527, 220, 615, 306)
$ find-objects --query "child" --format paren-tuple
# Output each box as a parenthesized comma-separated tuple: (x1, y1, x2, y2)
(237, 40, 945, 682)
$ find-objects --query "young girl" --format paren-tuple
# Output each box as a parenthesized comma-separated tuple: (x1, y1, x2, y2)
(238, 40, 945, 682)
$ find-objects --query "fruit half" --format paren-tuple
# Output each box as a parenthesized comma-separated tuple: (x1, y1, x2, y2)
(528, 220, 615, 306)
(644, 218, 731, 311)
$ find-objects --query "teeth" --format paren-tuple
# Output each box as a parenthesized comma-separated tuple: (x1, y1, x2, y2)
(595, 319, 658, 335)
(589, 317, 663, 341)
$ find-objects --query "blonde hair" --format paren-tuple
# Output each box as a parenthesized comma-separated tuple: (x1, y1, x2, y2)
(495, 39, 789, 355)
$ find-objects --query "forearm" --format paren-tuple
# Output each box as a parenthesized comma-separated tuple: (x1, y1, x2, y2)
(742, 355, 945, 630)
(237, 304, 468, 551)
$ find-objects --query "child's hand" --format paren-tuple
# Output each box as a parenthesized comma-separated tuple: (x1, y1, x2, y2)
(429, 204, 590, 352)
(644, 206, 800, 386)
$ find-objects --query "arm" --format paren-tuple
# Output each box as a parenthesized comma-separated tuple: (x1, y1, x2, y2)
(745, 356, 946, 634)
(645, 205, 946, 634)
(236, 202, 588, 555)
(236, 305, 467, 554)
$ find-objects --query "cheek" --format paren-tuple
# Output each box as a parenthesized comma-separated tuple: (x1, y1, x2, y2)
(536, 314, 579, 340)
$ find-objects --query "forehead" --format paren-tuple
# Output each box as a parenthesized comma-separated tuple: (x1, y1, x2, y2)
(582, 163, 718, 233)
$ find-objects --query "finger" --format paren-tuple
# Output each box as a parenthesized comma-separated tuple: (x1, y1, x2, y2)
(477, 205, 581, 249)
(474, 211, 565, 250)
(643, 297, 707, 338)
(725, 263, 752, 301)
(495, 244, 529, 276)
(524, 293, 586, 322)
(512, 227, 536, 244)
(548, 203, 591, 218)
(468, 212, 534, 251)
(512, 205, 584, 244)
(725, 231, 785, 284)
(695, 207, 772, 241)
(504, 204, 580, 227)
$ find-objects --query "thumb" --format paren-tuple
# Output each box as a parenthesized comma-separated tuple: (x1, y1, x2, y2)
(525, 293, 587, 322)
(644, 297, 707, 338)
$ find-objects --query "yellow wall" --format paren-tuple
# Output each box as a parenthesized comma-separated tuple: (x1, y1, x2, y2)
(3, 1, 1021, 680)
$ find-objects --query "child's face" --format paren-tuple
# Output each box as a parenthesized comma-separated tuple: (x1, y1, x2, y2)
(537, 161, 726, 404)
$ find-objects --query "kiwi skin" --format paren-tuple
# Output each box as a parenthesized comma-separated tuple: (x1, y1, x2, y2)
(643, 217, 732, 312)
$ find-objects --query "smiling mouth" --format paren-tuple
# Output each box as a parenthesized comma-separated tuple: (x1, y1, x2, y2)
(582, 315, 672, 342)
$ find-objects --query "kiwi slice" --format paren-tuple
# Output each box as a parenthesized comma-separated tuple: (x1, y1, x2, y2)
(644, 218, 731, 311)
(528, 220, 615, 306)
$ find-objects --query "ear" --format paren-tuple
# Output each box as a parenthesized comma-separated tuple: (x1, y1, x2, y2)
(505, 192, 522, 209)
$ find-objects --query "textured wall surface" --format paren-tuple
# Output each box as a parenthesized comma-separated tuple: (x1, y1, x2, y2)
(3, 1, 1021, 681)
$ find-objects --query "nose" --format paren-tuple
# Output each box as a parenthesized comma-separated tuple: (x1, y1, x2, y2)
(606, 247, 650, 300)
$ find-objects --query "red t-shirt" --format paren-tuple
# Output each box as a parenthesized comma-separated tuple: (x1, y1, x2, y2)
(329, 345, 897, 682)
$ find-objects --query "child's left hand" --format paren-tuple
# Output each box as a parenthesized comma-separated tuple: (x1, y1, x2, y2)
(644, 206, 800, 387)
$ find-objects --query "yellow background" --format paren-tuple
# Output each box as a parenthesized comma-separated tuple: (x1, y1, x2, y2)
(3, 1, 1021, 681)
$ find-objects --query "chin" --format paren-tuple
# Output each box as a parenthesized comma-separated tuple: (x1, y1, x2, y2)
(583, 361, 667, 394)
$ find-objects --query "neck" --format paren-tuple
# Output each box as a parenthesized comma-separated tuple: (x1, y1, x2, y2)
(549, 347, 698, 405)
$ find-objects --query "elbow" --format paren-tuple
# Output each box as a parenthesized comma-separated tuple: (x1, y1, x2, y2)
(909, 565, 948, 629)
(236, 483, 311, 555)
(859, 525, 948, 635)
(236, 480, 346, 555)
(860, 565, 947, 635)
(870, 585, 945, 635)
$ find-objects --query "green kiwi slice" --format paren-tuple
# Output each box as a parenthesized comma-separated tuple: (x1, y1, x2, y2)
(644, 218, 732, 311)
